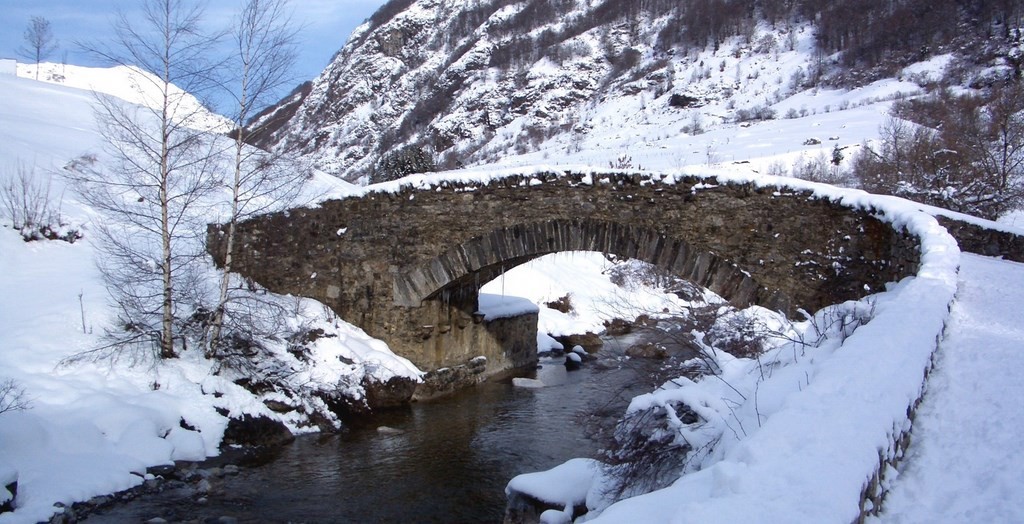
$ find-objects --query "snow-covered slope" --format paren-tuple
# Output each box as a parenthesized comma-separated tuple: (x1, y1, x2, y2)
(265, 0, 830, 180)
(0, 69, 415, 524)
(17, 62, 232, 133)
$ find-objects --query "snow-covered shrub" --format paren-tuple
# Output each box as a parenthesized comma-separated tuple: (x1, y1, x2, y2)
(789, 299, 875, 349)
(705, 307, 773, 359)
(605, 258, 696, 295)
(791, 152, 828, 180)
(733, 104, 777, 123)
(682, 112, 705, 135)
(608, 153, 634, 170)
(0, 162, 79, 243)
(766, 160, 788, 178)
(595, 299, 874, 506)
(855, 87, 1024, 220)
(545, 294, 574, 314)
(601, 400, 695, 500)
(753, 33, 777, 54)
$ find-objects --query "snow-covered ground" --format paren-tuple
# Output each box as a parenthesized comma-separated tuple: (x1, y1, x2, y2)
(480, 252, 705, 352)
(877, 254, 1024, 523)
(489, 75, 913, 182)
(505, 189, 959, 523)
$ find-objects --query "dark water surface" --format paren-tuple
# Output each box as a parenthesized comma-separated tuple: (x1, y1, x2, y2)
(87, 339, 660, 523)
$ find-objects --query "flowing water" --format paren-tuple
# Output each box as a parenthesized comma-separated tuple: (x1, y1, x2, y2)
(87, 336, 672, 523)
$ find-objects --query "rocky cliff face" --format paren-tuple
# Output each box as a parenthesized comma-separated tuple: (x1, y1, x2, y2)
(255, 0, 766, 181)
(255, 0, 1020, 183)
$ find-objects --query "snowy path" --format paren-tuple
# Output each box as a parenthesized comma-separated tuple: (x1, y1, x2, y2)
(879, 253, 1024, 523)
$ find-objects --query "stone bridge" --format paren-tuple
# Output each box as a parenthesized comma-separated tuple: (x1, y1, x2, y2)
(208, 171, 925, 393)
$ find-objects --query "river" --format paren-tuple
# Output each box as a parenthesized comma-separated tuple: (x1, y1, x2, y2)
(86, 336, 668, 523)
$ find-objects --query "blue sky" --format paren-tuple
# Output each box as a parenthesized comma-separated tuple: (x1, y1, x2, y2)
(1, 0, 389, 89)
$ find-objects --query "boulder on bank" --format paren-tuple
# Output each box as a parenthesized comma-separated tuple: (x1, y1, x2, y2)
(512, 377, 546, 389)
(565, 352, 583, 370)
(315, 374, 420, 421)
(602, 318, 633, 336)
(363, 375, 418, 409)
(415, 356, 488, 401)
(505, 458, 598, 523)
(1, 482, 14, 515)
(634, 314, 659, 328)
(554, 333, 603, 353)
(221, 415, 295, 449)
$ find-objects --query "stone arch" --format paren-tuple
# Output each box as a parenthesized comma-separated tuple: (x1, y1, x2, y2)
(393, 218, 790, 312)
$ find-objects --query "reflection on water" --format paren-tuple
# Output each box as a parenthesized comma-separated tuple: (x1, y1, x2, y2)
(88, 343, 659, 523)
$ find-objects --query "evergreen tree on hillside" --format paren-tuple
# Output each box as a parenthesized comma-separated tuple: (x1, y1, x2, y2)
(371, 145, 437, 184)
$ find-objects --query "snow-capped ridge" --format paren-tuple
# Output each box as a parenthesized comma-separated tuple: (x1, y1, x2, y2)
(17, 61, 231, 133)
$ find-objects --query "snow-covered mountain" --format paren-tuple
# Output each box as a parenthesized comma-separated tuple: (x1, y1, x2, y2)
(18, 62, 233, 133)
(255, 0, 1021, 183)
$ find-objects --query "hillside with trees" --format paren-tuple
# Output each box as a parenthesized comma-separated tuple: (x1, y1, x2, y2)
(249, 0, 1023, 220)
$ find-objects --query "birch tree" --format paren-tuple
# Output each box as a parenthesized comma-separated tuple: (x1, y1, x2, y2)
(208, 0, 308, 357)
(67, 0, 222, 360)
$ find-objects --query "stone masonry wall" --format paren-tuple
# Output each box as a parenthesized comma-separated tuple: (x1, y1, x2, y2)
(936, 216, 1024, 263)
(208, 172, 921, 379)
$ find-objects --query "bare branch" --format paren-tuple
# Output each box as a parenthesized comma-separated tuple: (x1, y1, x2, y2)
(0, 379, 30, 414)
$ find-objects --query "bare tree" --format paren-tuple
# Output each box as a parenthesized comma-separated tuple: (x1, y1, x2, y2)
(207, 0, 308, 357)
(0, 379, 29, 414)
(968, 83, 1024, 216)
(18, 16, 59, 80)
(0, 162, 54, 231)
(854, 87, 1024, 219)
(66, 0, 223, 360)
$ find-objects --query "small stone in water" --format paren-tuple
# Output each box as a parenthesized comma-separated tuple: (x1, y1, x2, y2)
(196, 479, 212, 494)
